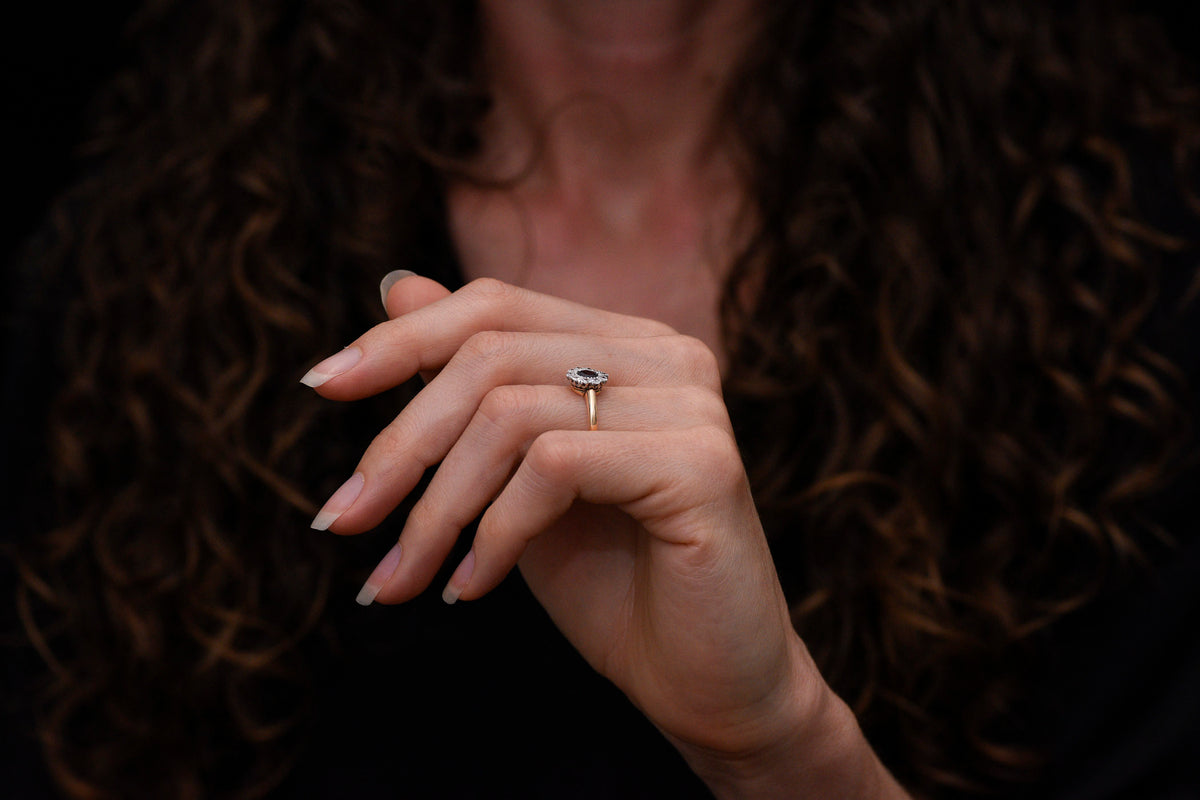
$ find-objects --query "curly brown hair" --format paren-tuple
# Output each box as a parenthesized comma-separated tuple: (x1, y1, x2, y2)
(9, 0, 1199, 797)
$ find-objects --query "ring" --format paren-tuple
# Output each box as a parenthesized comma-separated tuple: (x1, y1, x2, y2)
(566, 367, 608, 431)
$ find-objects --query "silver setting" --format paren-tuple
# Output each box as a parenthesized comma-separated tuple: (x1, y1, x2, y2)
(566, 367, 609, 392)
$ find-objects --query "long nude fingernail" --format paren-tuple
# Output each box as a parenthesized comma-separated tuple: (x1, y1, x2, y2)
(310, 473, 365, 530)
(356, 543, 403, 606)
(300, 346, 362, 388)
(442, 549, 476, 605)
(380, 269, 417, 308)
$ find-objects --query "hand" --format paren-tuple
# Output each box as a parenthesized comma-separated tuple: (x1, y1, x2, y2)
(302, 275, 906, 797)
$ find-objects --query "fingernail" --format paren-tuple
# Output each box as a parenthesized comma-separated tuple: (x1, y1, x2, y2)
(310, 472, 365, 531)
(356, 543, 403, 606)
(300, 346, 362, 388)
(442, 549, 475, 605)
(380, 269, 417, 308)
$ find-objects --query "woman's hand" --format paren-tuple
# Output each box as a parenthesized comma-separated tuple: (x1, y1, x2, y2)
(302, 274, 906, 798)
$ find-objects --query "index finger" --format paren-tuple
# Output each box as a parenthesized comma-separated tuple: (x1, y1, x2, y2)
(302, 277, 677, 401)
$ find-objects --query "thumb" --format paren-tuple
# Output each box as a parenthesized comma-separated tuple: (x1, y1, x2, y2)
(379, 269, 454, 384)
(380, 269, 453, 319)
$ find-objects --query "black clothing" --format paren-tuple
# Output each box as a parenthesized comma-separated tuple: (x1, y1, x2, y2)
(5, 220, 1200, 799)
(3, 13, 1200, 796)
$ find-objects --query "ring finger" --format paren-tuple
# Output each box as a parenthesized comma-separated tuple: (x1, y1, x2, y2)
(363, 383, 729, 604)
(317, 331, 722, 533)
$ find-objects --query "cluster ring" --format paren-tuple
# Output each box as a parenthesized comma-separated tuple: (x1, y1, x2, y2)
(566, 367, 608, 431)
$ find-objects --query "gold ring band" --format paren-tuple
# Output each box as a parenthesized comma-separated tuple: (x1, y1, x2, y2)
(566, 367, 609, 431)
(583, 388, 598, 431)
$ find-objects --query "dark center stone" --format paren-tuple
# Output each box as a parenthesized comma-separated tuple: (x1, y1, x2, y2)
(578, 369, 598, 378)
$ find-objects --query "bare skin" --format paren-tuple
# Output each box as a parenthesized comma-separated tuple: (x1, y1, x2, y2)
(301, 2, 913, 797)
(449, 0, 758, 358)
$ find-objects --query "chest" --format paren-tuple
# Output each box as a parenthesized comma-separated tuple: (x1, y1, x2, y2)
(446, 182, 738, 357)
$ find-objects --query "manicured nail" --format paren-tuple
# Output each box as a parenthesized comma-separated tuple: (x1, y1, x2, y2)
(442, 549, 476, 605)
(380, 269, 417, 308)
(310, 472, 365, 531)
(300, 346, 362, 388)
(356, 543, 403, 606)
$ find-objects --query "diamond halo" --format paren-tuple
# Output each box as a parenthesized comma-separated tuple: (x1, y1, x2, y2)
(566, 367, 609, 392)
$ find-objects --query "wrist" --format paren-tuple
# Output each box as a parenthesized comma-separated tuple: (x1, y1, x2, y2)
(673, 643, 909, 799)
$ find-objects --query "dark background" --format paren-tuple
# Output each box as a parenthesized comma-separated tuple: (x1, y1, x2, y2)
(4, 2, 141, 272)
(4, 2, 1199, 276)
(1, 4, 1198, 797)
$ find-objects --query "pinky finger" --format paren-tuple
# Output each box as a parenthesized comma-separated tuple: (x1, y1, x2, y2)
(443, 426, 741, 603)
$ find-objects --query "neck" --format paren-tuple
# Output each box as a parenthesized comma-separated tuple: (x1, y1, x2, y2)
(475, 0, 762, 192)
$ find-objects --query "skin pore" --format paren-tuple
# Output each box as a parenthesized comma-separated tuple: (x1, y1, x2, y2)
(448, 0, 763, 359)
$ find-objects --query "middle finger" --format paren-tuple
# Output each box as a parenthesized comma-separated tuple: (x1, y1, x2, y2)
(316, 331, 721, 534)
(367, 383, 727, 603)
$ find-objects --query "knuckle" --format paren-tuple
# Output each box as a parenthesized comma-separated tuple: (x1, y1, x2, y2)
(367, 420, 409, 460)
(524, 430, 581, 487)
(669, 335, 722, 386)
(685, 387, 731, 425)
(463, 276, 514, 305)
(476, 384, 539, 430)
(688, 425, 746, 489)
(404, 495, 438, 531)
(459, 329, 514, 363)
(361, 424, 427, 486)
(638, 317, 678, 337)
